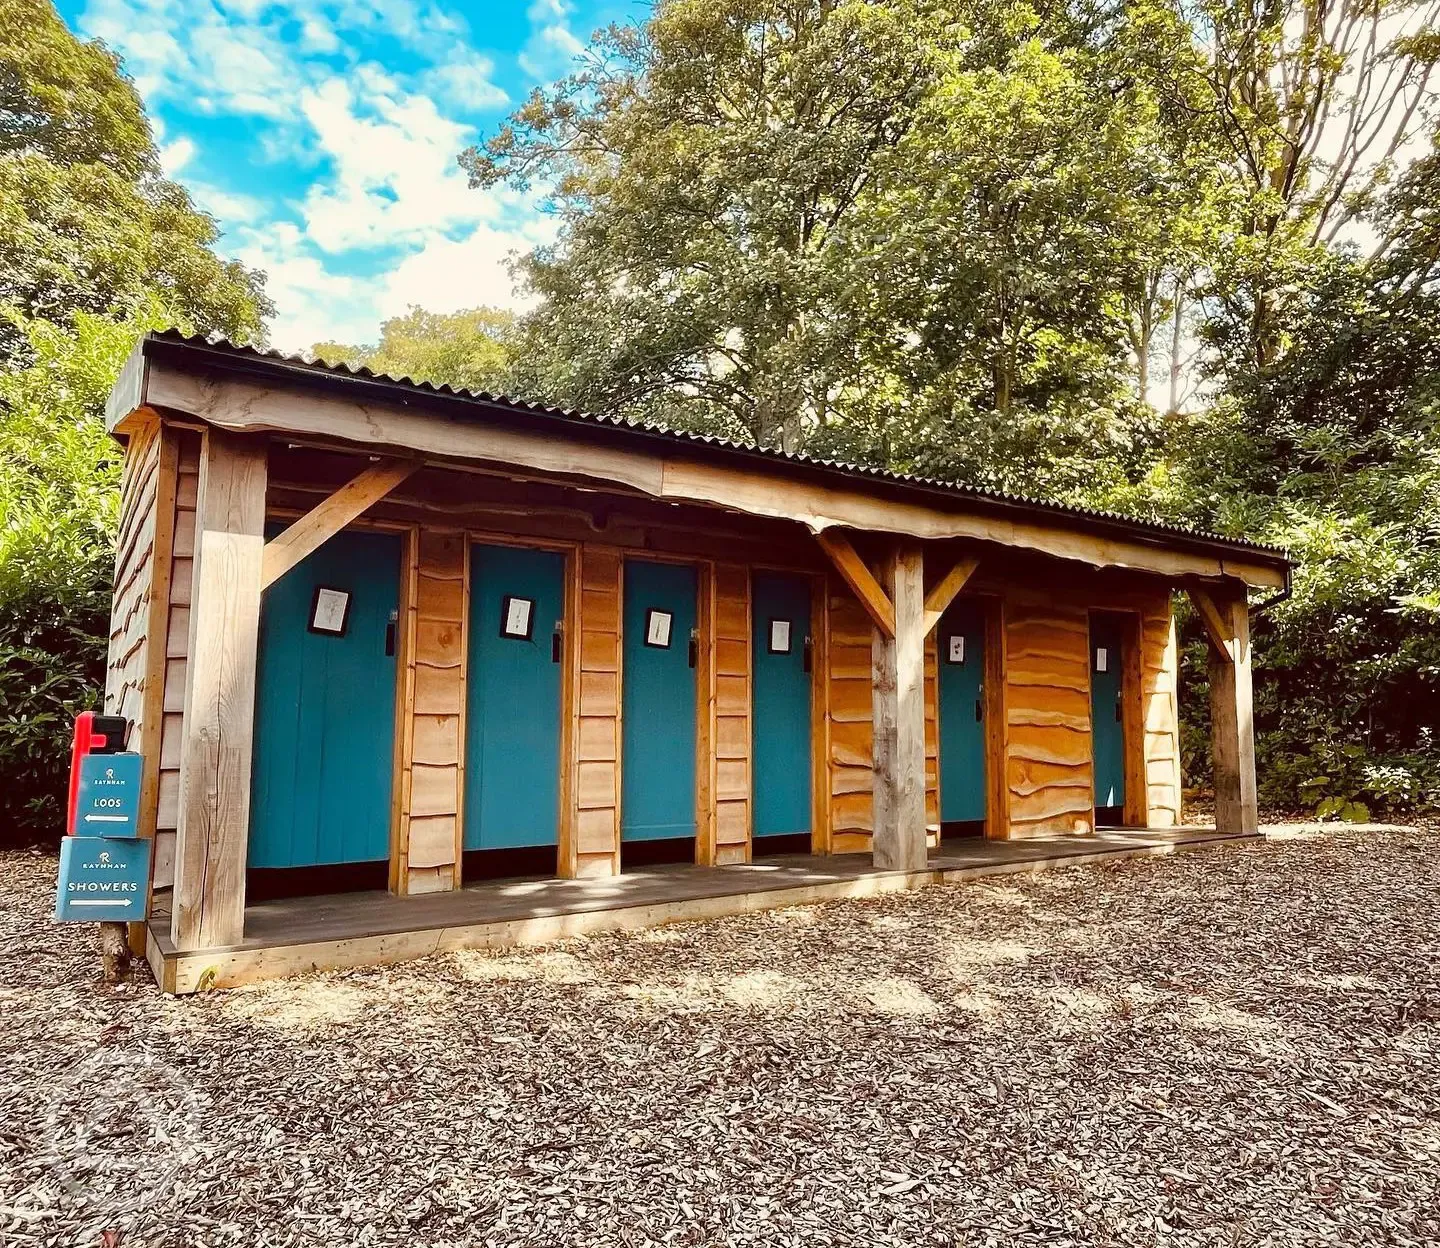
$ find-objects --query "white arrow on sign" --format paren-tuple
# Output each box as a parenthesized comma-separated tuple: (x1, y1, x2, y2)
(70, 899, 134, 907)
(83, 814, 129, 823)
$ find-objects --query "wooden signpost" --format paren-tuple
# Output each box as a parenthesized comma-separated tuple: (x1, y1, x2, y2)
(56, 713, 150, 983)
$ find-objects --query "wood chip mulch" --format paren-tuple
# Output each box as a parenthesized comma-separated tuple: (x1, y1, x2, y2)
(1, 823, 1437, 1248)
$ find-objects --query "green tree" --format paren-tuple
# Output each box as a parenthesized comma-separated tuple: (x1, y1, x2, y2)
(0, 1, 274, 843)
(465, 0, 966, 450)
(467, 0, 1211, 503)
(0, 0, 271, 364)
(313, 305, 516, 392)
(1108, 141, 1440, 816)
(1163, 0, 1440, 377)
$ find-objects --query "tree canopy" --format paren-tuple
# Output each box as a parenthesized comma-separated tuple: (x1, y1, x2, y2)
(0, 0, 271, 365)
(313, 305, 516, 392)
(465, 0, 1440, 817)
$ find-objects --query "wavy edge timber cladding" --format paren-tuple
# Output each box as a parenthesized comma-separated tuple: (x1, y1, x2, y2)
(1139, 596, 1182, 826)
(1004, 595, 1094, 836)
(569, 545, 622, 877)
(393, 528, 466, 895)
(712, 564, 751, 865)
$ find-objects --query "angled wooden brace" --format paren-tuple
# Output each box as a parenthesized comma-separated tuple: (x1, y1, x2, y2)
(261, 457, 421, 590)
(1187, 586, 1239, 662)
(922, 554, 980, 635)
(814, 530, 896, 637)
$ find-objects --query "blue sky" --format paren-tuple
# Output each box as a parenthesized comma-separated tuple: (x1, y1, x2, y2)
(56, 0, 632, 351)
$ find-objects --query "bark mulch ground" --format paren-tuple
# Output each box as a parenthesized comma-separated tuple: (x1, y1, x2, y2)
(1, 824, 1437, 1248)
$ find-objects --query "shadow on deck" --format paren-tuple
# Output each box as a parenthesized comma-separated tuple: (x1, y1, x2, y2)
(146, 827, 1253, 993)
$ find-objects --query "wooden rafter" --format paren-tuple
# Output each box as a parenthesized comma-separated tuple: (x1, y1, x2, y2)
(921, 555, 980, 635)
(814, 530, 896, 637)
(260, 457, 420, 590)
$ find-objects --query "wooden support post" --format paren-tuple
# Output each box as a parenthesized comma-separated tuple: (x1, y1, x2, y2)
(871, 542, 927, 872)
(1188, 586, 1258, 835)
(172, 429, 267, 951)
(261, 457, 418, 589)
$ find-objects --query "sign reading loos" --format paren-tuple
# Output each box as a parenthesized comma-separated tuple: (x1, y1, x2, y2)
(71, 751, 142, 838)
(55, 835, 152, 921)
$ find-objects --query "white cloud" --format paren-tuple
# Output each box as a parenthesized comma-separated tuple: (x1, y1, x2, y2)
(520, 0, 587, 81)
(158, 136, 195, 177)
(422, 50, 511, 113)
(242, 217, 551, 353)
(75, 0, 570, 355)
(189, 182, 266, 228)
(296, 70, 492, 252)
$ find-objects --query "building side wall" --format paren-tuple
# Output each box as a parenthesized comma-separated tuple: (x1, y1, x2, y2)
(103, 418, 161, 733)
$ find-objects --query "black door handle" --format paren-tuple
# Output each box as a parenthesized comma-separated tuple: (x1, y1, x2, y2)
(688, 635, 698, 668)
(1115, 697, 1123, 723)
(384, 621, 396, 657)
(552, 630, 562, 663)
(802, 636, 813, 674)
(974, 698, 983, 722)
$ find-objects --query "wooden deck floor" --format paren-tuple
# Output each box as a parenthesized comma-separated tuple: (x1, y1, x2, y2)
(145, 827, 1253, 993)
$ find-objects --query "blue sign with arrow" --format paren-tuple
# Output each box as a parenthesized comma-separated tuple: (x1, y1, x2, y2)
(55, 835, 151, 922)
(71, 751, 142, 838)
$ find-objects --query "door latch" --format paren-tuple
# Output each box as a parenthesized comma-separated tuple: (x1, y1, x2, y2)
(552, 621, 563, 664)
(688, 628, 699, 669)
(802, 635, 814, 673)
(385, 609, 398, 657)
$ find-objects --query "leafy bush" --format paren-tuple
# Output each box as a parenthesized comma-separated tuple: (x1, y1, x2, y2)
(0, 306, 137, 846)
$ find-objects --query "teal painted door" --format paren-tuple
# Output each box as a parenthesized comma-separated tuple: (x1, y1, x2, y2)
(1091, 616, 1126, 811)
(251, 528, 401, 869)
(464, 543, 566, 850)
(622, 560, 698, 841)
(937, 601, 986, 823)
(751, 571, 812, 839)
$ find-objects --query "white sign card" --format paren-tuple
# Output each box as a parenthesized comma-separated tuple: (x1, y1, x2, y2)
(947, 635, 965, 664)
(309, 586, 351, 636)
(645, 608, 673, 648)
(501, 595, 534, 640)
(1095, 647, 1108, 672)
(769, 618, 791, 654)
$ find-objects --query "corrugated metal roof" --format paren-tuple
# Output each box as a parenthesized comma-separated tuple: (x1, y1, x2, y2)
(141, 330, 1290, 563)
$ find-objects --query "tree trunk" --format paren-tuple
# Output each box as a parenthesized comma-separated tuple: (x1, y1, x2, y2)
(1167, 283, 1186, 415)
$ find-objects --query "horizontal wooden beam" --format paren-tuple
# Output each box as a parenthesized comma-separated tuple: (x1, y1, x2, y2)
(815, 531, 895, 637)
(922, 555, 980, 635)
(260, 457, 419, 590)
(144, 363, 1288, 588)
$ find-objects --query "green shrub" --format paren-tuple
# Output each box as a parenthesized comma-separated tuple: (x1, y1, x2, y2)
(0, 306, 132, 847)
